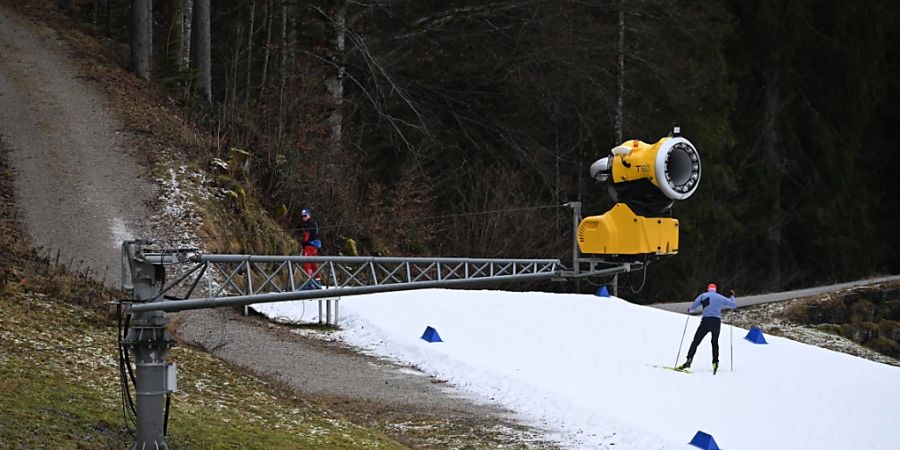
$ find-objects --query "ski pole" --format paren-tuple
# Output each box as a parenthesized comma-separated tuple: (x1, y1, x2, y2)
(729, 289, 735, 372)
(674, 311, 690, 368)
(730, 320, 734, 372)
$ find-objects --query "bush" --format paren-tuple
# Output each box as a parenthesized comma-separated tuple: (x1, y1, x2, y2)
(867, 337, 900, 359)
(839, 322, 879, 344)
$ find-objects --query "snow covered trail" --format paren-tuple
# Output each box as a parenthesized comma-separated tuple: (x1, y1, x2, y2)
(256, 289, 900, 449)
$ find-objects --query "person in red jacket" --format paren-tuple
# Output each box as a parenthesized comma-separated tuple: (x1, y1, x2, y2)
(299, 208, 321, 289)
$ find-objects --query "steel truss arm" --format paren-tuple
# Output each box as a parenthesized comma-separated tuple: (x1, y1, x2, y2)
(129, 254, 562, 314)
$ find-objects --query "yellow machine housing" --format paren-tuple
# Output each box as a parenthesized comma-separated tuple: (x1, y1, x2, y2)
(611, 139, 662, 186)
(577, 133, 700, 256)
(578, 203, 679, 256)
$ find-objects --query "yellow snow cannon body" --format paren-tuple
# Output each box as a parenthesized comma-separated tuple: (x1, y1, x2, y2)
(578, 132, 701, 257)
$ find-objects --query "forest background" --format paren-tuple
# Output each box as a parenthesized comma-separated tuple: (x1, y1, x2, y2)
(55, 0, 900, 302)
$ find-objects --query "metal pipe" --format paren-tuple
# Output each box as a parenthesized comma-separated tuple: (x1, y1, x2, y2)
(558, 264, 632, 279)
(197, 254, 559, 265)
(335, 299, 340, 326)
(569, 202, 582, 292)
(183, 262, 207, 300)
(153, 262, 206, 301)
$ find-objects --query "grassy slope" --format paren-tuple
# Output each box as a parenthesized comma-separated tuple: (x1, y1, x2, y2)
(0, 292, 402, 449)
(0, 138, 403, 449)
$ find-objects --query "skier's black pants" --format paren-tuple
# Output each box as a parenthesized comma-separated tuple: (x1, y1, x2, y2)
(686, 317, 721, 363)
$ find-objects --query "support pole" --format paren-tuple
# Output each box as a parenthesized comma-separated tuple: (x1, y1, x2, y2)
(335, 299, 340, 326)
(613, 273, 619, 297)
(326, 299, 332, 325)
(568, 202, 582, 292)
(122, 243, 176, 450)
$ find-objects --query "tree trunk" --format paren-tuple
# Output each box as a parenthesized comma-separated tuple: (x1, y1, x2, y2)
(181, 0, 193, 70)
(245, 0, 256, 104)
(326, 1, 347, 149)
(164, 0, 182, 69)
(614, 0, 625, 144)
(192, 0, 212, 102)
(260, 0, 273, 91)
(762, 67, 783, 289)
(132, 0, 153, 81)
(277, 1, 289, 141)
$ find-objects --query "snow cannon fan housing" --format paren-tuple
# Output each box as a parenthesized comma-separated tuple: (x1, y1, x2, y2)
(578, 134, 701, 256)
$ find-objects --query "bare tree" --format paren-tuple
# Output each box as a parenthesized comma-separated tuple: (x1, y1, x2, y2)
(245, 0, 256, 104)
(132, 0, 153, 81)
(615, 0, 625, 143)
(276, 0, 290, 141)
(192, 0, 212, 102)
(260, 0, 274, 91)
(181, 0, 193, 70)
(326, 1, 347, 148)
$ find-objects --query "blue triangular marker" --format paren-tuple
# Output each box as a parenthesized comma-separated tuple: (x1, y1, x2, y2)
(689, 430, 721, 450)
(421, 326, 443, 343)
(744, 326, 768, 344)
(596, 286, 610, 297)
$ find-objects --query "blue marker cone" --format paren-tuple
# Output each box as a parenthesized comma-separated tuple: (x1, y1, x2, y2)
(689, 430, 721, 450)
(596, 286, 610, 297)
(421, 326, 443, 343)
(744, 326, 768, 344)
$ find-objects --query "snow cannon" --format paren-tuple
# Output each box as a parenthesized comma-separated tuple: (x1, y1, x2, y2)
(578, 128, 701, 256)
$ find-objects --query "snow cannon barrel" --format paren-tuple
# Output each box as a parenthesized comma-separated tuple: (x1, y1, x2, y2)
(578, 131, 701, 257)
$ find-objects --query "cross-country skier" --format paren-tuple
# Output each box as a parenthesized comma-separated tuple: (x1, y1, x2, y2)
(677, 283, 736, 374)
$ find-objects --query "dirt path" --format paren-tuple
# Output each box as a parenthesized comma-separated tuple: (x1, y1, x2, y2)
(0, 7, 154, 285)
(0, 5, 555, 448)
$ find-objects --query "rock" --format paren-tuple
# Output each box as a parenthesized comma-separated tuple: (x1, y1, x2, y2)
(882, 300, 900, 321)
(860, 288, 885, 304)
(842, 291, 863, 306)
(849, 300, 876, 323)
(840, 322, 878, 344)
(883, 287, 900, 302)
(797, 300, 848, 324)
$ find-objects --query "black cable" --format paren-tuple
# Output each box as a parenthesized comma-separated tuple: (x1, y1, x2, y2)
(117, 302, 137, 421)
(116, 303, 136, 428)
(167, 203, 568, 242)
(122, 313, 137, 386)
(629, 255, 650, 294)
(583, 273, 620, 288)
(117, 303, 128, 427)
(164, 394, 171, 436)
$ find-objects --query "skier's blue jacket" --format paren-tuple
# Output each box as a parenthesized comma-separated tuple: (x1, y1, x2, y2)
(688, 291, 736, 318)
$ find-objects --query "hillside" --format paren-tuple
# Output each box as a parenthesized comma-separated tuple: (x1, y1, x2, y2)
(2, 2, 899, 449)
(0, 140, 403, 448)
(0, 3, 553, 447)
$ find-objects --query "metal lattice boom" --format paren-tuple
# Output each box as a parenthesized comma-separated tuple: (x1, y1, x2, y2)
(128, 253, 562, 313)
